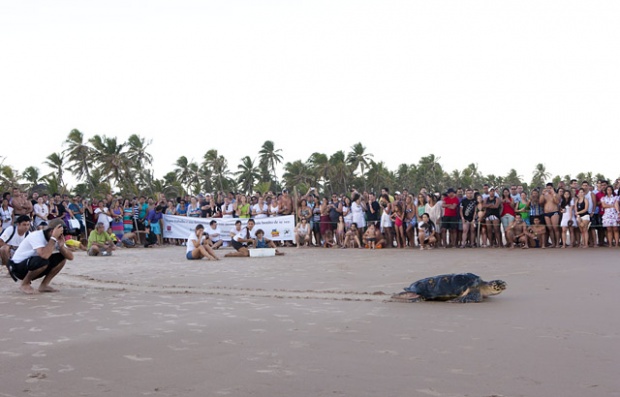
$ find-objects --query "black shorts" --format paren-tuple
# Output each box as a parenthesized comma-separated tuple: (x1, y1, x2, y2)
(442, 216, 458, 230)
(231, 239, 246, 251)
(8, 253, 66, 282)
(590, 214, 602, 228)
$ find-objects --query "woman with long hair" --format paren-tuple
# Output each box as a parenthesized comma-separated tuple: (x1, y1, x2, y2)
(485, 188, 501, 248)
(559, 189, 575, 248)
(601, 186, 619, 247)
(405, 194, 417, 248)
(110, 199, 124, 241)
(574, 188, 590, 248)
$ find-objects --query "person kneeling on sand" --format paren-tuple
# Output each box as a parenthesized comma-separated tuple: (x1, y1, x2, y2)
(225, 219, 257, 257)
(87, 222, 116, 256)
(186, 224, 219, 261)
(7, 218, 74, 294)
(254, 229, 285, 255)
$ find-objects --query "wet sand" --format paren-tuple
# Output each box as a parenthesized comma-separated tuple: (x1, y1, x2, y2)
(1, 246, 619, 397)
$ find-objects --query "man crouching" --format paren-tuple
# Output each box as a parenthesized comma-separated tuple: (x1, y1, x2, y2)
(7, 218, 73, 294)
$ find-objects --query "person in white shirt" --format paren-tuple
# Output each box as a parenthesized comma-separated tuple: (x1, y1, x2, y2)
(0, 215, 31, 269)
(33, 197, 49, 228)
(222, 197, 235, 218)
(186, 224, 219, 261)
(225, 219, 256, 257)
(252, 197, 268, 219)
(206, 220, 223, 249)
(7, 218, 73, 294)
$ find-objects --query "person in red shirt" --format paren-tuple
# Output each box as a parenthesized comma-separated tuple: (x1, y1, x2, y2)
(441, 188, 460, 248)
(500, 188, 517, 246)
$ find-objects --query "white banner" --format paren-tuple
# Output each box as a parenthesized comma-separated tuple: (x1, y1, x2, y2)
(162, 215, 296, 241)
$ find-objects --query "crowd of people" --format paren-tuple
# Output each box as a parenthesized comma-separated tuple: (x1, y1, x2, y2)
(2, 178, 620, 283)
(2, 178, 620, 293)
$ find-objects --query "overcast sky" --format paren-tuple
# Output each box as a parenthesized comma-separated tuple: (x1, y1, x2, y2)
(1, 1, 619, 185)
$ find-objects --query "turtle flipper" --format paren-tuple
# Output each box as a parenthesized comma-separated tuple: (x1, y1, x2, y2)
(389, 291, 424, 303)
(449, 290, 482, 303)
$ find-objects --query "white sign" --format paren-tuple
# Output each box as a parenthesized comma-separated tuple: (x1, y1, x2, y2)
(162, 215, 296, 241)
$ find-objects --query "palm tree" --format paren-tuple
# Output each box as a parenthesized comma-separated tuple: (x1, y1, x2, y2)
(44, 152, 66, 193)
(346, 142, 373, 188)
(89, 135, 128, 189)
(328, 151, 349, 194)
(64, 129, 94, 193)
(308, 152, 330, 192)
(174, 156, 196, 195)
(22, 166, 44, 192)
(125, 134, 153, 193)
(366, 160, 394, 192)
(531, 163, 551, 190)
(0, 163, 21, 192)
(282, 160, 313, 191)
(417, 154, 444, 193)
(203, 149, 231, 193)
(235, 156, 260, 194)
(504, 169, 523, 187)
(258, 140, 283, 187)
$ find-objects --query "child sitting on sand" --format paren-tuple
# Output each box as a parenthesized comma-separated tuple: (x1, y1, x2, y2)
(322, 229, 335, 248)
(363, 224, 377, 249)
(255, 229, 284, 255)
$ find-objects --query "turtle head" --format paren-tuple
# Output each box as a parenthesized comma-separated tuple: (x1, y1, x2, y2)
(482, 280, 507, 297)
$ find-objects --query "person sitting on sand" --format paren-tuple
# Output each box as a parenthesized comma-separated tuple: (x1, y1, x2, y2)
(120, 232, 140, 248)
(322, 229, 335, 248)
(87, 222, 117, 256)
(206, 220, 223, 250)
(0, 215, 31, 269)
(294, 218, 311, 248)
(363, 223, 377, 249)
(186, 224, 219, 260)
(143, 224, 158, 248)
(418, 213, 437, 250)
(342, 223, 362, 248)
(505, 213, 535, 249)
(7, 218, 74, 294)
(254, 229, 285, 255)
(225, 218, 257, 257)
(528, 216, 547, 249)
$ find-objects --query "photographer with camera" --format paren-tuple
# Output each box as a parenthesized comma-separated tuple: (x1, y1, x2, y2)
(7, 218, 74, 294)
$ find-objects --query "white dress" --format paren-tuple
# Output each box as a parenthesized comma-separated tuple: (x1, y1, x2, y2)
(351, 202, 366, 228)
(560, 203, 573, 227)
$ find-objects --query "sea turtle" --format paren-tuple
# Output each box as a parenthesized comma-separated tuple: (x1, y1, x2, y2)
(390, 273, 506, 303)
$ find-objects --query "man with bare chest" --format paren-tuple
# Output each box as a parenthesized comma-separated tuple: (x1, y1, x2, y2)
(528, 217, 547, 249)
(540, 183, 560, 247)
(506, 214, 534, 248)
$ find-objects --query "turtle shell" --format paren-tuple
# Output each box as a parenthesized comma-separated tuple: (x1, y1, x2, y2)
(404, 273, 481, 301)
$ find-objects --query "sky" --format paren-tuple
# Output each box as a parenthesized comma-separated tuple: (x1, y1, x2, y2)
(1, 1, 619, 186)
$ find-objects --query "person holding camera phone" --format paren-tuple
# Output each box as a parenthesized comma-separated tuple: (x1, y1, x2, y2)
(7, 218, 74, 294)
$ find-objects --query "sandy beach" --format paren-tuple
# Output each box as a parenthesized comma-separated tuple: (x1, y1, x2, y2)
(1, 245, 618, 397)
